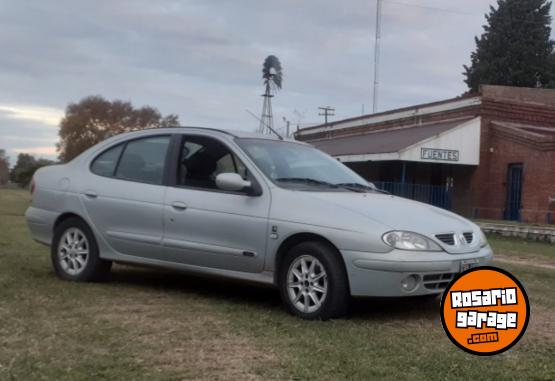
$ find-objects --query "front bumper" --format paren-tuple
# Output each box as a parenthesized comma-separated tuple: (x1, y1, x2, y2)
(342, 245, 493, 297)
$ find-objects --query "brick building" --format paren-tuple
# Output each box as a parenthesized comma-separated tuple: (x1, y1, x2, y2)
(295, 85, 555, 224)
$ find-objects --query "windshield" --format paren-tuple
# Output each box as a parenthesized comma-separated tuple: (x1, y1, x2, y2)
(236, 138, 374, 191)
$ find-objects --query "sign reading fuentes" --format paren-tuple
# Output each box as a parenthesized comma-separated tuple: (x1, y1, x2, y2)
(421, 148, 460, 162)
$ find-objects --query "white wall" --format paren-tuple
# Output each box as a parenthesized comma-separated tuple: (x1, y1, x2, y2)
(400, 117, 481, 165)
(336, 117, 481, 166)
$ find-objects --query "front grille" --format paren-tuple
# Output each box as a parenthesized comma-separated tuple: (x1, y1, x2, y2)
(463, 232, 474, 244)
(435, 233, 455, 246)
(423, 273, 456, 290)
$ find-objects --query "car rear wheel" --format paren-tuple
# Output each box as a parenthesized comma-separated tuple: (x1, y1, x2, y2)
(279, 241, 349, 320)
(52, 217, 111, 281)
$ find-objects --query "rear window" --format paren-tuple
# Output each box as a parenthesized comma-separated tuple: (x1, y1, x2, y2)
(91, 144, 123, 177)
(90, 135, 171, 185)
(115, 136, 170, 184)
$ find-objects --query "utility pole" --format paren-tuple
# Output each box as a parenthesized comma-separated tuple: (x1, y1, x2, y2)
(282, 117, 291, 138)
(318, 106, 335, 125)
(373, 0, 382, 114)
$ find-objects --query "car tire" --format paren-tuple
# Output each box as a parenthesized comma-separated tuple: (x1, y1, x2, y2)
(279, 241, 350, 320)
(51, 217, 112, 282)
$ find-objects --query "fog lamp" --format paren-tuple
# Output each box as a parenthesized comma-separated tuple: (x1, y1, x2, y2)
(400, 274, 419, 292)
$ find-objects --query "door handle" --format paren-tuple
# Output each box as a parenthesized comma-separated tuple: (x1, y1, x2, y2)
(171, 201, 188, 211)
(84, 190, 98, 198)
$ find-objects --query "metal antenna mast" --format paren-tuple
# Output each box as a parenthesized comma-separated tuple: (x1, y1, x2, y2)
(372, 0, 382, 114)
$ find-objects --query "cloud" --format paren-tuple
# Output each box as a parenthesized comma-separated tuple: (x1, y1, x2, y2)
(13, 146, 57, 156)
(0, 104, 64, 126)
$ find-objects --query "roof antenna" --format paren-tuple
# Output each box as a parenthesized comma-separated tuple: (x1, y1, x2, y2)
(246, 109, 284, 140)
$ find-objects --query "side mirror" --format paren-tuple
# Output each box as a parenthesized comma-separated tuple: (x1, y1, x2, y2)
(215, 173, 253, 193)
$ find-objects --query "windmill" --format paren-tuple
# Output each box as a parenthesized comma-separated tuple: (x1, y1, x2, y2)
(258, 55, 282, 134)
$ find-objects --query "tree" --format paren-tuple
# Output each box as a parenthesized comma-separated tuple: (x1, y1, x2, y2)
(0, 149, 9, 186)
(0, 149, 8, 168)
(546, 51, 555, 87)
(463, 0, 554, 93)
(57, 96, 180, 162)
(10, 153, 55, 186)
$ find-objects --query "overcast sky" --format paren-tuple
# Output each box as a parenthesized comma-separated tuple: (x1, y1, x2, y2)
(1, 0, 549, 163)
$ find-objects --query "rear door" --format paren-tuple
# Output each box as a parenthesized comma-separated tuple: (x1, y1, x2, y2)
(162, 134, 270, 273)
(81, 134, 171, 260)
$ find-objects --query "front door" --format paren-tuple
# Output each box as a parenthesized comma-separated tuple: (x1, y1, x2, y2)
(505, 163, 523, 221)
(163, 134, 270, 273)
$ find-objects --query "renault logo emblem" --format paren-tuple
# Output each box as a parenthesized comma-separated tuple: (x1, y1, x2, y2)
(458, 233, 467, 245)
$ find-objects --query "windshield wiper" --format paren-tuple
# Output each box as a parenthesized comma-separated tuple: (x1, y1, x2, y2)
(275, 178, 380, 193)
(275, 177, 340, 188)
(334, 182, 390, 194)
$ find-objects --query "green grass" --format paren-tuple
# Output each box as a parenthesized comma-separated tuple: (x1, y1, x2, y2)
(1, 189, 554, 380)
(475, 219, 555, 228)
(488, 235, 555, 260)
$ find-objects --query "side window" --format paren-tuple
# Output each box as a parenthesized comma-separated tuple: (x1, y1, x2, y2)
(115, 136, 170, 184)
(91, 144, 124, 177)
(183, 141, 203, 159)
(216, 153, 247, 179)
(216, 153, 235, 173)
(178, 136, 248, 190)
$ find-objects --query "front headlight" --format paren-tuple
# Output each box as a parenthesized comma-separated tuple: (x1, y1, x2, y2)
(479, 229, 488, 248)
(382, 231, 443, 252)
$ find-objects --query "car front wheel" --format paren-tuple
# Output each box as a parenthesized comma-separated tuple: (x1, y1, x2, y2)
(279, 241, 349, 320)
(51, 217, 112, 282)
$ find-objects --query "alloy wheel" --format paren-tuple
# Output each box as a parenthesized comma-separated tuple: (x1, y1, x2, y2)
(57, 227, 89, 276)
(287, 255, 328, 313)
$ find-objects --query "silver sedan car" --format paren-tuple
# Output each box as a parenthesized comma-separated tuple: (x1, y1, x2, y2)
(26, 127, 493, 319)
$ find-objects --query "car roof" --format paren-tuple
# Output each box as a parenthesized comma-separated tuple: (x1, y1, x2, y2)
(116, 126, 301, 142)
(74, 125, 310, 166)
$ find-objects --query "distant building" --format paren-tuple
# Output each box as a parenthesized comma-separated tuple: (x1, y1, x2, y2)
(0, 159, 8, 186)
(296, 85, 555, 224)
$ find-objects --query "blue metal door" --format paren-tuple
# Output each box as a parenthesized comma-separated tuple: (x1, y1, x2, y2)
(505, 164, 523, 221)
(374, 182, 453, 210)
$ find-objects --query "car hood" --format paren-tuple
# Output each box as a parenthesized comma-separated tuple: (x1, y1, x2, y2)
(304, 191, 480, 253)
